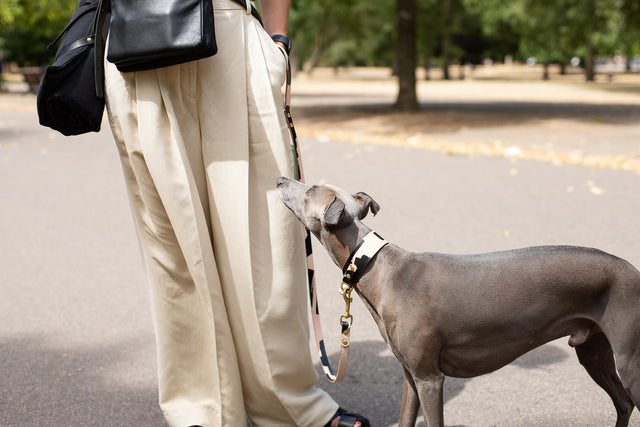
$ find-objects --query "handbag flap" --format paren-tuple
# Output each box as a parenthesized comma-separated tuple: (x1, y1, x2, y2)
(107, 0, 215, 64)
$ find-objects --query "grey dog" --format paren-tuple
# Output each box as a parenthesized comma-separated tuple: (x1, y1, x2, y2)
(277, 176, 640, 427)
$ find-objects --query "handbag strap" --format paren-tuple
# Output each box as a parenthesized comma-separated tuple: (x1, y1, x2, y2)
(46, 8, 93, 51)
(232, 0, 262, 25)
(46, 0, 110, 99)
(93, 0, 110, 98)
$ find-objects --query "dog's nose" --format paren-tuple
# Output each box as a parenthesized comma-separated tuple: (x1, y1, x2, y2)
(276, 176, 288, 187)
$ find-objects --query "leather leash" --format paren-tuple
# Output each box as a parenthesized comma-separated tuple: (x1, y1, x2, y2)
(282, 55, 351, 383)
(281, 64, 389, 382)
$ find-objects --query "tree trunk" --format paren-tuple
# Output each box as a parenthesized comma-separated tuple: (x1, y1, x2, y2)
(424, 54, 431, 80)
(306, 33, 326, 75)
(559, 63, 567, 75)
(542, 63, 549, 80)
(585, 37, 596, 81)
(394, 0, 419, 111)
(441, 0, 451, 80)
(584, 0, 596, 82)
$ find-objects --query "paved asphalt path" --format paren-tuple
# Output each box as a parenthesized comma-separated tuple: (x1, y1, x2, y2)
(1, 92, 640, 426)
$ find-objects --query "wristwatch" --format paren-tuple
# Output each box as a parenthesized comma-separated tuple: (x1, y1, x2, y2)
(270, 34, 292, 55)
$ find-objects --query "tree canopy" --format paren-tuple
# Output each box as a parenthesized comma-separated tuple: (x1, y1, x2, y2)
(1, 0, 638, 106)
(0, 0, 76, 66)
(288, 0, 640, 73)
(288, 0, 640, 108)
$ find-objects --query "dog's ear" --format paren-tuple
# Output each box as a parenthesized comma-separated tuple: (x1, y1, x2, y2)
(324, 197, 347, 227)
(353, 192, 380, 219)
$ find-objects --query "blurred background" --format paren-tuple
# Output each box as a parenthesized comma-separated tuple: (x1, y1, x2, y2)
(2, 0, 640, 101)
(2, 1, 640, 426)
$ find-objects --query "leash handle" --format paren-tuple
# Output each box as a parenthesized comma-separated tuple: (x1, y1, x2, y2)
(282, 53, 350, 383)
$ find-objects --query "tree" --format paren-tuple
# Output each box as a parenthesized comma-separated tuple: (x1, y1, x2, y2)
(620, 0, 640, 66)
(541, 0, 624, 81)
(288, 0, 394, 73)
(464, 0, 628, 81)
(441, 0, 452, 79)
(0, 0, 76, 66)
(416, 0, 441, 80)
(394, 0, 419, 110)
(517, 0, 577, 79)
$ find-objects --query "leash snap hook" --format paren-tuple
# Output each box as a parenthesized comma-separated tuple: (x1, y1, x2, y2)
(340, 286, 354, 326)
(340, 313, 353, 327)
(338, 263, 358, 327)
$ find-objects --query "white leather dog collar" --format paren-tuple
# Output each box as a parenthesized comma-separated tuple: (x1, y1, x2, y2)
(341, 231, 388, 285)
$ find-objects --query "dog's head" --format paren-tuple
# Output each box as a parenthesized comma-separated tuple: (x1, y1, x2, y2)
(277, 177, 380, 236)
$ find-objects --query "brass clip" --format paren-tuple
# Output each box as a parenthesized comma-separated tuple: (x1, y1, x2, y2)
(339, 264, 357, 326)
(339, 286, 354, 326)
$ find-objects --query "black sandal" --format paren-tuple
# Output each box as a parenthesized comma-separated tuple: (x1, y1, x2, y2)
(324, 407, 370, 427)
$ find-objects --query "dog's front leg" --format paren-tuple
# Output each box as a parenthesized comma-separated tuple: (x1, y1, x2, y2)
(414, 373, 445, 427)
(399, 370, 420, 426)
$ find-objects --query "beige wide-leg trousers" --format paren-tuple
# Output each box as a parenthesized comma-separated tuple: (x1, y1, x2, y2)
(104, 1, 338, 425)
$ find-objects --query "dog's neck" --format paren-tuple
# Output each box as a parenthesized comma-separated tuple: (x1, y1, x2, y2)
(320, 221, 373, 270)
(321, 222, 394, 344)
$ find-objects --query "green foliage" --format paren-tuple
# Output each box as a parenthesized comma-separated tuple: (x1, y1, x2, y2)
(465, 0, 635, 62)
(0, 0, 76, 66)
(1, 0, 638, 71)
(288, 0, 395, 69)
(620, 0, 640, 55)
(289, 0, 639, 71)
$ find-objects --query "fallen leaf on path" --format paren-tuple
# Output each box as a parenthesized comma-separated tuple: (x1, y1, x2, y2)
(505, 146, 522, 157)
(586, 180, 604, 195)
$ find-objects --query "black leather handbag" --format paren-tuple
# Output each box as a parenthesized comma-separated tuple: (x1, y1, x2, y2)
(38, 0, 262, 136)
(37, 0, 110, 136)
(107, 0, 262, 73)
(106, 0, 217, 72)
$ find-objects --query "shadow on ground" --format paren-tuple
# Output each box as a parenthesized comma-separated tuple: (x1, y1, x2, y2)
(0, 334, 165, 426)
(293, 100, 640, 135)
(512, 341, 569, 369)
(316, 340, 570, 426)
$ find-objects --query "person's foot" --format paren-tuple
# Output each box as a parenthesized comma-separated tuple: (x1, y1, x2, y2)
(324, 408, 370, 427)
